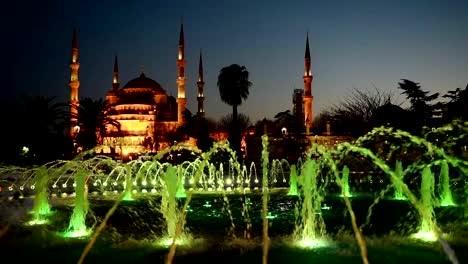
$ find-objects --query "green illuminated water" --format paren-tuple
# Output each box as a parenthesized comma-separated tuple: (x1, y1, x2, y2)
(439, 160, 455, 207)
(161, 164, 180, 240)
(122, 165, 134, 201)
(175, 165, 187, 198)
(29, 166, 51, 225)
(340, 165, 351, 197)
(415, 166, 437, 239)
(287, 164, 298, 196)
(294, 159, 326, 246)
(393, 160, 407, 200)
(261, 134, 270, 264)
(2, 122, 466, 264)
(65, 168, 90, 237)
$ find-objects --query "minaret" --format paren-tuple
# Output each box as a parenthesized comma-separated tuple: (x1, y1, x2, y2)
(197, 49, 205, 118)
(112, 55, 119, 91)
(106, 55, 119, 105)
(303, 32, 314, 135)
(176, 20, 187, 124)
(69, 28, 80, 137)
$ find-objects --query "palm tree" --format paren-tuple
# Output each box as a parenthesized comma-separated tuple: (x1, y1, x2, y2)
(75, 98, 120, 151)
(217, 64, 252, 155)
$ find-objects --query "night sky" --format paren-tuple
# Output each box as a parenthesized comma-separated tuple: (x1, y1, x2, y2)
(2, 0, 467, 122)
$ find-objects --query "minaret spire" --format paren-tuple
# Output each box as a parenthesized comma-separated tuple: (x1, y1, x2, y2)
(176, 19, 187, 124)
(303, 32, 314, 135)
(112, 55, 119, 91)
(197, 49, 205, 117)
(305, 32, 311, 61)
(69, 28, 80, 138)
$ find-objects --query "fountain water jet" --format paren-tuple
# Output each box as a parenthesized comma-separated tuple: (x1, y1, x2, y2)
(63, 168, 91, 238)
(412, 166, 437, 241)
(261, 134, 270, 264)
(294, 159, 327, 248)
(392, 160, 407, 200)
(439, 160, 456, 207)
(340, 165, 351, 197)
(287, 164, 298, 196)
(28, 166, 51, 225)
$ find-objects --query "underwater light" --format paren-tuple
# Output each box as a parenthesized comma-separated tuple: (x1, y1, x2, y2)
(60, 229, 92, 238)
(411, 231, 438, 242)
(296, 238, 330, 249)
(26, 219, 50, 226)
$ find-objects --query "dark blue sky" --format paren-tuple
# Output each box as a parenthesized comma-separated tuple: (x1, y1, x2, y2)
(3, 0, 467, 122)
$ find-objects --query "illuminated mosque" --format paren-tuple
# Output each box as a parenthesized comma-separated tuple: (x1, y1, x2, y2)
(67, 22, 314, 156)
(68, 22, 206, 155)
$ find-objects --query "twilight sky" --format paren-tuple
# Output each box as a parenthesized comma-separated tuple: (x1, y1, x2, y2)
(2, 0, 467, 122)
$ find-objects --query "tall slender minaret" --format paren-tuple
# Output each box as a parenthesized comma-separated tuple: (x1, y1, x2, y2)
(69, 28, 80, 137)
(197, 49, 205, 118)
(112, 55, 119, 91)
(176, 20, 187, 124)
(303, 32, 314, 135)
(106, 55, 119, 105)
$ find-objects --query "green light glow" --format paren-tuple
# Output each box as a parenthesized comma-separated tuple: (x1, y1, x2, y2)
(122, 192, 134, 201)
(157, 237, 190, 247)
(66, 169, 89, 237)
(412, 167, 438, 242)
(30, 166, 51, 220)
(393, 160, 407, 200)
(287, 165, 298, 196)
(203, 201, 212, 208)
(60, 229, 92, 238)
(340, 165, 351, 197)
(266, 212, 277, 219)
(411, 231, 437, 242)
(295, 238, 330, 249)
(26, 219, 50, 226)
(438, 160, 456, 207)
(175, 167, 187, 198)
(439, 201, 456, 207)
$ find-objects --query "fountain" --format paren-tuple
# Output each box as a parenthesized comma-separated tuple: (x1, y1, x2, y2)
(294, 159, 327, 248)
(392, 160, 407, 200)
(287, 164, 298, 196)
(340, 165, 351, 197)
(411, 166, 437, 241)
(439, 160, 456, 207)
(0, 122, 467, 264)
(63, 168, 91, 238)
(28, 166, 51, 225)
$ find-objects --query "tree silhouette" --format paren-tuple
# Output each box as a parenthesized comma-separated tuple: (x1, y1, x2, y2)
(398, 79, 439, 133)
(219, 113, 252, 137)
(324, 87, 393, 136)
(217, 64, 252, 156)
(441, 84, 468, 122)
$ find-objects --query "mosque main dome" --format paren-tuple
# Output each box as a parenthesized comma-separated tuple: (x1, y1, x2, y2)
(122, 72, 166, 95)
